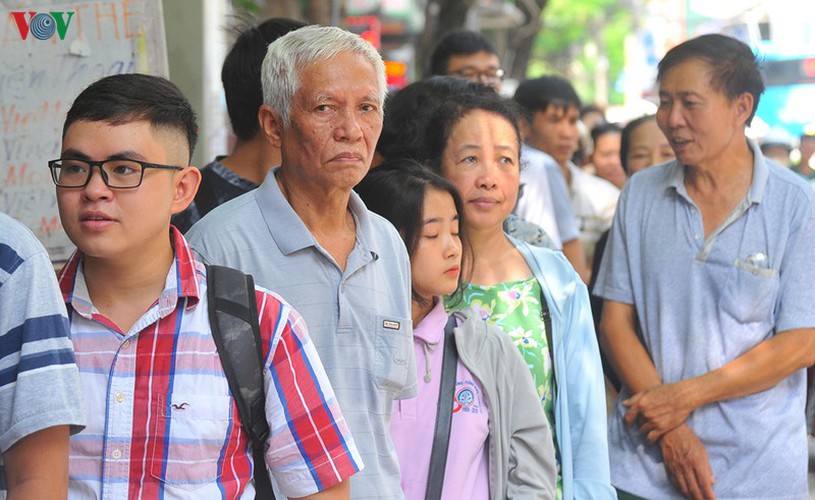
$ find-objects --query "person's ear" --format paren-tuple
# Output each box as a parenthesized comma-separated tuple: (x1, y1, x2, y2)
(734, 92, 754, 126)
(170, 166, 202, 215)
(259, 104, 283, 148)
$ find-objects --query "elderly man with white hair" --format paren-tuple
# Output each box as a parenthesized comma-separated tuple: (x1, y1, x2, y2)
(187, 25, 416, 499)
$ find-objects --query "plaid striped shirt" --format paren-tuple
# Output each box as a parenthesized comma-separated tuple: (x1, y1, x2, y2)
(61, 228, 361, 499)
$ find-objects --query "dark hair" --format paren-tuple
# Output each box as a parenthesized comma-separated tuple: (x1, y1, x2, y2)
(355, 158, 470, 306)
(581, 103, 605, 119)
(223, 17, 306, 141)
(657, 33, 764, 125)
(428, 30, 498, 76)
(620, 114, 655, 173)
(378, 76, 496, 161)
(590, 122, 622, 147)
(513, 75, 582, 122)
(422, 92, 522, 175)
(64, 73, 198, 162)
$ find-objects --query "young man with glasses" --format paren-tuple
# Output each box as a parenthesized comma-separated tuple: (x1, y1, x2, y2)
(427, 30, 505, 93)
(52, 73, 359, 499)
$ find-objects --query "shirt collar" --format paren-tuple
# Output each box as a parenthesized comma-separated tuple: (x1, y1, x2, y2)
(256, 167, 374, 256)
(58, 226, 202, 319)
(666, 138, 769, 205)
(412, 299, 448, 345)
(521, 143, 556, 164)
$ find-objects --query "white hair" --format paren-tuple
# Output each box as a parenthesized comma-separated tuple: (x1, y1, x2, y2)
(261, 25, 387, 127)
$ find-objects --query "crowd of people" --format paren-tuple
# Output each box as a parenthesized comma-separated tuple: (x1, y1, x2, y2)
(2, 17, 815, 500)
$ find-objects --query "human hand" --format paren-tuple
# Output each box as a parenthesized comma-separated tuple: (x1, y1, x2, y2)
(624, 382, 694, 442)
(660, 424, 715, 500)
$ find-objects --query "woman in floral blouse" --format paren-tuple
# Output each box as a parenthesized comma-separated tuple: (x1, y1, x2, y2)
(421, 92, 615, 500)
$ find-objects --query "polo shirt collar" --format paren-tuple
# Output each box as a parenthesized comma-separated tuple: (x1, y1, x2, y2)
(746, 138, 769, 204)
(666, 138, 769, 205)
(256, 167, 374, 256)
(413, 299, 447, 345)
(58, 227, 201, 322)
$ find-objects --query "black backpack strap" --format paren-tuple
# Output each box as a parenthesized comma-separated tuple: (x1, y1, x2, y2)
(194, 168, 218, 218)
(425, 314, 459, 500)
(540, 287, 558, 409)
(206, 264, 274, 500)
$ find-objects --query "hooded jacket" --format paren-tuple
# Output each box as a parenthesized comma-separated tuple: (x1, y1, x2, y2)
(453, 309, 558, 499)
(512, 237, 616, 500)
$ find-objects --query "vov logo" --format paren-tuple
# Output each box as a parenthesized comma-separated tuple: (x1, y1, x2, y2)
(11, 11, 75, 41)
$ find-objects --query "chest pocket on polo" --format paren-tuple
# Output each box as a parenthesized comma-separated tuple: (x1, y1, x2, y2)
(150, 393, 234, 490)
(720, 260, 780, 325)
(375, 315, 412, 393)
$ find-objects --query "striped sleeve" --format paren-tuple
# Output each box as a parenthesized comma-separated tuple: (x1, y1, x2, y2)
(0, 229, 85, 453)
(255, 289, 362, 498)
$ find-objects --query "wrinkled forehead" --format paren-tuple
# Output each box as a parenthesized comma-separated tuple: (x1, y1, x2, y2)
(658, 58, 716, 90)
(295, 54, 383, 101)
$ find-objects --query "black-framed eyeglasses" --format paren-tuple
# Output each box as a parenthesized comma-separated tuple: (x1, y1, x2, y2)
(449, 68, 505, 83)
(48, 158, 184, 189)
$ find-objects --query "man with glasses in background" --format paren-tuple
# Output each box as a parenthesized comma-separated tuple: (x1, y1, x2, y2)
(427, 30, 505, 93)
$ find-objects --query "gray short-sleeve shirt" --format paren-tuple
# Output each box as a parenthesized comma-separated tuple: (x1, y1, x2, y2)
(186, 169, 416, 499)
(594, 140, 815, 499)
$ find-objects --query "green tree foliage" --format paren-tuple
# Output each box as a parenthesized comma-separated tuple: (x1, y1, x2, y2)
(528, 0, 632, 105)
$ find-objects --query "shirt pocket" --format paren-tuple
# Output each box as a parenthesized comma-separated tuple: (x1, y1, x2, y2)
(720, 260, 780, 325)
(374, 315, 412, 393)
(150, 393, 233, 490)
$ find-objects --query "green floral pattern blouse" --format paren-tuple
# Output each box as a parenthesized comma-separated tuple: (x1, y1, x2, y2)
(447, 277, 562, 498)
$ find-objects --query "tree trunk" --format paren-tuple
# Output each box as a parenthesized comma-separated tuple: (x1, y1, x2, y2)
(261, 0, 301, 19)
(508, 0, 548, 81)
(416, 0, 476, 77)
(305, 0, 333, 25)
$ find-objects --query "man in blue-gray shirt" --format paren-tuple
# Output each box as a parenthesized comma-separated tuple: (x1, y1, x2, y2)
(595, 34, 815, 500)
(187, 26, 416, 499)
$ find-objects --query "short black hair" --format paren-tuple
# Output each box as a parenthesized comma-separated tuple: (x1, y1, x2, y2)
(513, 75, 582, 122)
(657, 33, 764, 126)
(223, 17, 306, 141)
(422, 92, 522, 175)
(590, 122, 622, 147)
(355, 158, 469, 306)
(620, 114, 655, 173)
(378, 76, 496, 161)
(581, 103, 605, 118)
(64, 73, 198, 162)
(428, 30, 498, 76)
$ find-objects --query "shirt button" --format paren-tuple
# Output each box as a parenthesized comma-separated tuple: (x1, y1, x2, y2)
(111, 449, 122, 460)
(115, 392, 125, 403)
(122, 339, 131, 349)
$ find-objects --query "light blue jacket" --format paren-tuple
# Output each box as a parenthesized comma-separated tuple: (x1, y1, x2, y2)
(512, 236, 616, 500)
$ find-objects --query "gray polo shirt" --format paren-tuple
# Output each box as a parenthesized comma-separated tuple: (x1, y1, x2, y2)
(594, 140, 815, 499)
(186, 169, 416, 499)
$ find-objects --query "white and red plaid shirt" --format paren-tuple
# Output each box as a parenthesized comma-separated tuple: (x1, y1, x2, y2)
(61, 228, 361, 499)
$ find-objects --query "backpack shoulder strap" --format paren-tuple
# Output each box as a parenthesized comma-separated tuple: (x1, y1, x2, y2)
(424, 314, 459, 500)
(206, 264, 274, 499)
